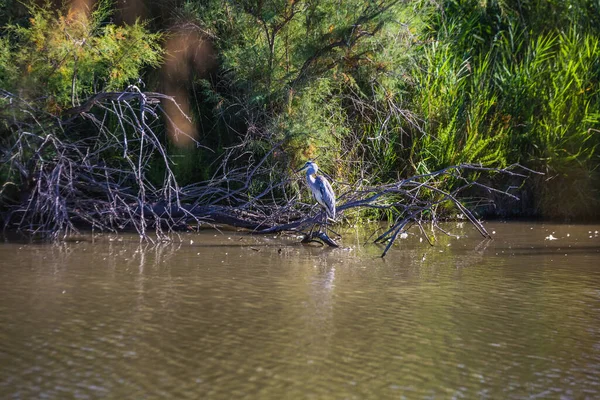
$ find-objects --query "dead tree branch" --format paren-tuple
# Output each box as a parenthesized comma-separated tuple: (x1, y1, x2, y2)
(0, 88, 539, 257)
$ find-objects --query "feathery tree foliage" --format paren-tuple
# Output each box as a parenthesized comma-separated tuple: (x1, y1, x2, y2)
(1, 0, 162, 111)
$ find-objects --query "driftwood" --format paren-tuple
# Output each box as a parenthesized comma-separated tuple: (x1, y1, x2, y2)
(0, 88, 539, 256)
(252, 162, 537, 256)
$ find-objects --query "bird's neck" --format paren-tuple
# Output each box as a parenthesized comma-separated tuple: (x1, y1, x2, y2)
(306, 170, 316, 184)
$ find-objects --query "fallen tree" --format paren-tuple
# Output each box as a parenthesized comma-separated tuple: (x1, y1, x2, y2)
(0, 88, 539, 256)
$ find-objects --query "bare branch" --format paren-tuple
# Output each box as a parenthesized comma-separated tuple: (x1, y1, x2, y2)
(1, 88, 538, 258)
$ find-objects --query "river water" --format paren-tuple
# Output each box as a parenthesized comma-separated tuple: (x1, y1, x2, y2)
(1, 222, 599, 399)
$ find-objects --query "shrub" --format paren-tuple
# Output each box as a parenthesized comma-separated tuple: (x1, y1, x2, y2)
(4, 0, 162, 112)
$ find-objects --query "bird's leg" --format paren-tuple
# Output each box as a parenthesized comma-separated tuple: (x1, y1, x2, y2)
(310, 212, 319, 235)
(302, 220, 323, 244)
(325, 224, 342, 239)
(314, 213, 339, 248)
(307, 221, 316, 238)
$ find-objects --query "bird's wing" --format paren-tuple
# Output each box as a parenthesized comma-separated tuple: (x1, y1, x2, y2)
(316, 176, 336, 219)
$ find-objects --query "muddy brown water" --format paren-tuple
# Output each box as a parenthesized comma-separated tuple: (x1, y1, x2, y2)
(1, 222, 599, 399)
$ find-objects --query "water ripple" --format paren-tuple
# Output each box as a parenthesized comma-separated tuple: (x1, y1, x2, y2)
(1, 222, 599, 398)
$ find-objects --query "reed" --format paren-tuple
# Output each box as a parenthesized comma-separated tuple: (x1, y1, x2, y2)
(405, 0, 600, 218)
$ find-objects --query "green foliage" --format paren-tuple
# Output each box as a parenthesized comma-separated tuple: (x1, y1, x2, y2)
(409, 0, 600, 217)
(409, 33, 508, 173)
(0, 37, 16, 88)
(192, 0, 408, 168)
(177, 0, 599, 218)
(4, 0, 162, 112)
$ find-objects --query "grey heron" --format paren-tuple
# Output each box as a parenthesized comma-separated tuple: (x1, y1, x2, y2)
(296, 161, 336, 220)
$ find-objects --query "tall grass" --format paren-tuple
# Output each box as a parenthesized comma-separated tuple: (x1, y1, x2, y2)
(409, 39, 508, 175)
(407, 0, 600, 218)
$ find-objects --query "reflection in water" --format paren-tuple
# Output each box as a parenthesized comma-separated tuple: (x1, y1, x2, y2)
(1, 223, 599, 398)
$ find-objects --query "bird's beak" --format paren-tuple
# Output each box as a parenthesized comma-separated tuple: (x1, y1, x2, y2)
(295, 166, 307, 173)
